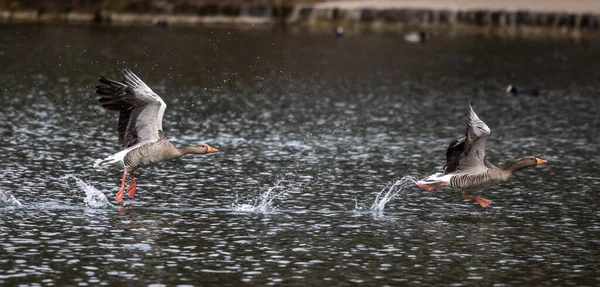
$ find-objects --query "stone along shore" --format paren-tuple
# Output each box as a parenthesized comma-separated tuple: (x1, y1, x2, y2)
(1, 0, 600, 35)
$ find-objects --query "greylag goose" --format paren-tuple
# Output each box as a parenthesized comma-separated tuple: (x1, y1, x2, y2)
(506, 85, 539, 96)
(93, 69, 218, 202)
(416, 104, 547, 207)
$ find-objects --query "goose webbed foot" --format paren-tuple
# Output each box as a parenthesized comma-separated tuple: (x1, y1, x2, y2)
(462, 193, 492, 208)
(127, 172, 137, 199)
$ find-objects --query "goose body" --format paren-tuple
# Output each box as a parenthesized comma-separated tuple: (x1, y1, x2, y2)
(416, 104, 546, 207)
(94, 69, 218, 202)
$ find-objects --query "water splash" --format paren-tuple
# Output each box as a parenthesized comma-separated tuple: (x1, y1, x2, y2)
(232, 180, 289, 213)
(352, 197, 372, 216)
(62, 175, 114, 209)
(0, 189, 22, 207)
(370, 176, 417, 213)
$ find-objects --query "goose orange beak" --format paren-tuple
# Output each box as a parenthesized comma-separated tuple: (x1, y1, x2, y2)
(207, 146, 218, 153)
(535, 158, 547, 165)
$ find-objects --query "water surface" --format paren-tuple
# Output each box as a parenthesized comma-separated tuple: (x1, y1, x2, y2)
(0, 24, 599, 286)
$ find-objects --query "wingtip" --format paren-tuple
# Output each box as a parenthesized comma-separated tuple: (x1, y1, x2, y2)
(468, 102, 475, 116)
(467, 101, 481, 121)
(123, 68, 138, 77)
(122, 68, 142, 84)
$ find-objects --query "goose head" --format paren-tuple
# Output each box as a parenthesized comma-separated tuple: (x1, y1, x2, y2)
(189, 144, 219, 154)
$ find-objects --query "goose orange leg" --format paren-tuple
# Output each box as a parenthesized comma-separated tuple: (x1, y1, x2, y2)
(115, 172, 127, 202)
(462, 194, 492, 208)
(126, 172, 137, 199)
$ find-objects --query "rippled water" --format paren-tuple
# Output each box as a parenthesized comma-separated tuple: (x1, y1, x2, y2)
(1, 23, 599, 285)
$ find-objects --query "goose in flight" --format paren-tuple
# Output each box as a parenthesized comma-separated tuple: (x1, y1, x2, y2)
(94, 69, 218, 202)
(416, 104, 547, 207)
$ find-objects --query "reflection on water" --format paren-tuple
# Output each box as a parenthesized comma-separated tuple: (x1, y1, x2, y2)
(0, 24, 599, 285)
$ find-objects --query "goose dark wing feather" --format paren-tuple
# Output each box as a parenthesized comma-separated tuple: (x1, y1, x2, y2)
(97, 77, 135, 111)
(118, 108, 137, 147)
(444, 135, 466, 174)
(96, 70, 166, 148)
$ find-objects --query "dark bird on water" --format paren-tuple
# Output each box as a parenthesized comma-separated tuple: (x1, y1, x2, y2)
(416, 103, 547, 207)
(506, 85, 539, 96)
(154, 20, 168, 28)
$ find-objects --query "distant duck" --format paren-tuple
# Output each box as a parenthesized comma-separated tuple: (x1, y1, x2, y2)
(333, 26, 344, 38)
(154, 20, 168, 28)
(94, 69, 218, 202)
(506, 85, 539, 96)
(404, 31, 426, 43)
(416, 104, 547, 207)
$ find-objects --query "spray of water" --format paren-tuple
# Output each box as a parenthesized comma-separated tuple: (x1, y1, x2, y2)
(232, 180, 289, 213)
(370, 176, 417, 213)
(62, 175, 114, 209)
(0, 189, 22, 207)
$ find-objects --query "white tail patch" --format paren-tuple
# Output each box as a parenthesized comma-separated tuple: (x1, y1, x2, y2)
(416, 173, 452, 186)
(93, 146, 138, 168)
(93, 155, 119, 167)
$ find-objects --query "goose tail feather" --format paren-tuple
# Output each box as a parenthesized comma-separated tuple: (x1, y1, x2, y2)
(93, 155, 119, 168)
(416, 173, 452, 191)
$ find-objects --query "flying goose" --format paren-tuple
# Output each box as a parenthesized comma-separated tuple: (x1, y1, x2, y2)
(94, 69, 218, 202)
(416, 104, 547, 207)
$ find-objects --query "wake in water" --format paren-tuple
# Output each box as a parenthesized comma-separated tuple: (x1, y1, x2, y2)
(0, 188, 22, 207)
(62, 175, 114, 209)
(232, 180, 291, 213)
(369, 175, 418, 213)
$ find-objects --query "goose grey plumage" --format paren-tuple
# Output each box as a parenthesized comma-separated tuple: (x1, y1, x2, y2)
(416, 104, 547, 207)
(93, 69, 218, 202)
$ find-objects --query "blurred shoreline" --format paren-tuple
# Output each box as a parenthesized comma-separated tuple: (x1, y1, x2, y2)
(1, 0, 600, 37)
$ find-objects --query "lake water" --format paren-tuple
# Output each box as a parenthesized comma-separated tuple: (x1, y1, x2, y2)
(1, 23, 599, 286)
